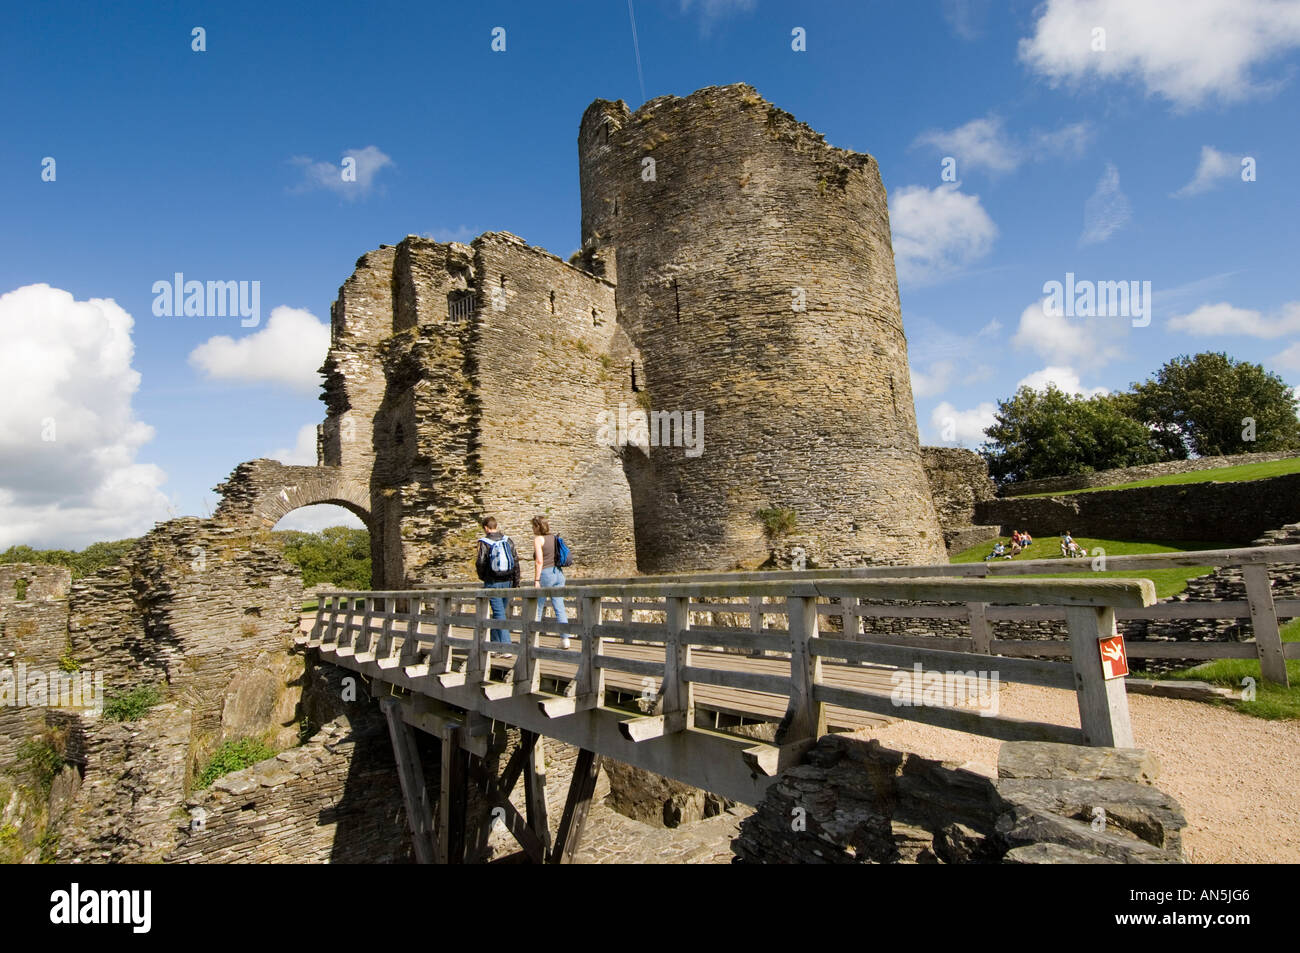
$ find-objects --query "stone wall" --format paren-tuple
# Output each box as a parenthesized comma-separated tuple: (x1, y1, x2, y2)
(732, 736, 1185, 863)
(921, 447, 999, 552)
(999, 450, 1298, 497)
(363, 232, 639, 586)
(168, 713, 411, 864)
(579, 83, 946, 571)
(0, 517, 316, 862)
(975, 472, 1300, 544)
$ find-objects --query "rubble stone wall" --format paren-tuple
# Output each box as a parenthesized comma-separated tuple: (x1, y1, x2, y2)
(732, 736, 1185, 864)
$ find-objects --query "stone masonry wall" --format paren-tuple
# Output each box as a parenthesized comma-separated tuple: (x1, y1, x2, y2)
(921, 447, 1000, 552)
(168, 713, 411, 864)
(975, 472, 1300, 544)
(367, 232, 639, 585)
(1000, 450, 1298, 497)
(579, 83, 946, 571)
(732, 736, 1185, 864)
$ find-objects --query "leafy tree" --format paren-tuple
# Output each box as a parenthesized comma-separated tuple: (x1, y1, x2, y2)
(275, 527, 371, 590)
(980, 385, 1163, 485)
(0, 538, 137, 578)
(1130, 353, 1300, 457)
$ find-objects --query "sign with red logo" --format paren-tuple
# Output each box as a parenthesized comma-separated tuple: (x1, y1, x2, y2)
(1099, 635, 1128, 680)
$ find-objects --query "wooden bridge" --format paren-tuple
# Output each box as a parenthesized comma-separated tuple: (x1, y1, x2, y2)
(298, 544, 1297, 863)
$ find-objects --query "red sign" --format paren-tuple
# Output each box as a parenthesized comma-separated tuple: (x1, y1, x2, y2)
(1099, 635, 1129, 680)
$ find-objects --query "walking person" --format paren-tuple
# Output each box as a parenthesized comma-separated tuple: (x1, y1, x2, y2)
(531, 515, 571, 648)
(475, 517, 519, 645)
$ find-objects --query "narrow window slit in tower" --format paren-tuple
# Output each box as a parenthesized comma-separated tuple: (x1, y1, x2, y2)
(631, 361, 639, 392)
(673, 279, 680, 323)
(550, 291, 556, 314)
(604, 121, 610, 142)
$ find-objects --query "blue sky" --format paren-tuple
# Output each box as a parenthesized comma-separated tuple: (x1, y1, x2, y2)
(2, 0, 1299, 548)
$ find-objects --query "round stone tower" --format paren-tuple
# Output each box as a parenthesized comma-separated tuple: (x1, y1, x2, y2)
(579, 84, 946, 570)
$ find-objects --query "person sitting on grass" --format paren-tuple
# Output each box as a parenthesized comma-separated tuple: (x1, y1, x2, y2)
(985, 541, 1008, 561)
(1061, 532, 1084, 558)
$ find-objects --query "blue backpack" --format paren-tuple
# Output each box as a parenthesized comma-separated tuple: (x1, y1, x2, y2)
(553, 535, 572, 568)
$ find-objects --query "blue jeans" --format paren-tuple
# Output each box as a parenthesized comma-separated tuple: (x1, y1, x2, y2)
(536, 567, 568, 624)
(485, 580, 512, 643)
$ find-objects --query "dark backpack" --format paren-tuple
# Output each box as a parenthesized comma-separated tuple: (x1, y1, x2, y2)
(553, 535, 572, 568)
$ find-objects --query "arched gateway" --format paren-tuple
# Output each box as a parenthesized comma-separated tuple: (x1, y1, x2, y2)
(214, 459, 371, 531)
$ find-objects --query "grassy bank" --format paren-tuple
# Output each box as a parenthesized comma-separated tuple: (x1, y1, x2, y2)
(1017, 456, 1300, 498)
(952, 537, 1228, 599)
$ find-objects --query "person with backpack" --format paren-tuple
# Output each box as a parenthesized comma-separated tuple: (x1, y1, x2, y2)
(476, 517, 520, 644)
(531, 515, 572, 647)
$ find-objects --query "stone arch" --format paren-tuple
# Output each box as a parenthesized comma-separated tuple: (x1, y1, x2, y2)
(214, 459, 371, 531)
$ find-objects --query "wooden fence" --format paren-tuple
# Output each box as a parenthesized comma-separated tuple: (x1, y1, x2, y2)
(394, 544, 1298, 687)
(310, 576, 1162, 761)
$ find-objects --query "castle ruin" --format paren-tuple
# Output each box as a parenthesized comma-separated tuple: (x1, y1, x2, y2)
(217, 83, 948, 584)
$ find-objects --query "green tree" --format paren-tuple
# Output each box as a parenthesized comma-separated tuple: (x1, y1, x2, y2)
(979, 385, 1164, 485)
(276, 527, 371, 589)
(1130, 352, 1300, 457)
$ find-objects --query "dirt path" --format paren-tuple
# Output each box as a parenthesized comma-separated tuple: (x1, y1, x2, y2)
(864, 682, 1300, 863)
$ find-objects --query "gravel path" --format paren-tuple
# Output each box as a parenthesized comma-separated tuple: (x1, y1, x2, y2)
(863, 682, 1300, 864)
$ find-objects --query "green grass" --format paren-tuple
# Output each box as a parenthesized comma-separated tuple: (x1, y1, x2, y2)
(1142, 618, 1300, 720)
(952, 536, 1229, 599)
(1019, 456, 1300, 498)
(102, 683, 162, 722)
(194, 737, 276, 789)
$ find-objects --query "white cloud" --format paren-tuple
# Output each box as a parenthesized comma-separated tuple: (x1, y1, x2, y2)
(977, 319, 1003, 337)
(0, 284, 172, 549)
(890, 184, 998, 285)
(680, 0, 755, 34)
(1173, 145, 1244, 196)
(1274, 343, 1300, 371)
(1012, 297, 1127, 368)
(942, 0, 991, 40)
(910, 360, 957, 398)
(422, 226, 476, 244)
(1019, 0, 1300, 109)
(1016, 366, 1109, 397)
(189, 306, 330, 394)
(270, 424, 319, 466)
(930, 400, 998, 447)
(273, 504, 366, 533)
(1079, 162, 1131, 246)
(1168, 301, 1300, 338)
(289, 145, 394, 200)
(914, 115, 1093, 175)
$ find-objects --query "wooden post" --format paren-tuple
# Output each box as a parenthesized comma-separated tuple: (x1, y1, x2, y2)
(969, 602, 992, 654)
(439, 724, 469, 864)
(550, 748, 602, 864)
(778, 595, 825, 744)
(433, 595, 454, 674)
(516, 596, 540, 694)
(661, 595, 694, 734)
(1243, 564, 1289, 687)
(468, 596, 489, 684)
(523, 731, 551, 856)
(1064, 606, 1134, 747)
(748, 594, 764, 658)
(839, 596, 857, 641)
(379, 697, 436, 864)
(577, 595, 606, 708)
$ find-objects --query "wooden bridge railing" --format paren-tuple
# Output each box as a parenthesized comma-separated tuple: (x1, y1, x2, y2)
(370, 544, 1297, 687)
(309, 576, 1160, 762)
